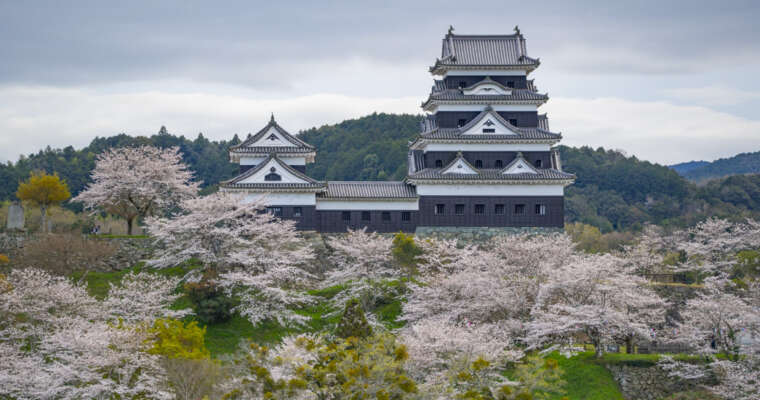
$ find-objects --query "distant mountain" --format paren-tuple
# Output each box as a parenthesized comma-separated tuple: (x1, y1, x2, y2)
(670, 160, 709, 175)
(670, 151, 760, 182)
(4, 113, 760, 232)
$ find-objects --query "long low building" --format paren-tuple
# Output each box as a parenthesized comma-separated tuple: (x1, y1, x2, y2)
(220, 27, 575, 233)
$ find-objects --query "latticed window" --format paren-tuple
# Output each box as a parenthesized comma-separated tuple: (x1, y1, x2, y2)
(514, 204, 525, 215)
(535, 204, 547, 215)
(361, 211, 371, 221)
(435, 204, 445, 215)
(455, 204, 465, 215)
(474, 204, 485, 214)
(342, 211, 351, 221)
(495, 160, 503, 168)
(382, 211, 391, 221)
(293, 207, 302, 217)
(264, 167, 281, 181)
(494, 204, 505, 214)
(401, 212, 411, 222)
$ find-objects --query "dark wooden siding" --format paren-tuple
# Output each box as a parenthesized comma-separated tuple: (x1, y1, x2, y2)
(443, 75, 527, 89)
(417, 196, 564, 228)
(269, 205, 316, 230)
(315, 210, 418, 233)
(423, 151, 552, 170)
(435, 111, 538, 128)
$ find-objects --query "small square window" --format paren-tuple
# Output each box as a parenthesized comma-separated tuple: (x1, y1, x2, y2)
(495, 160, 503, 168)
(475, 160, 483, 168)
(509, 118, 518, 126)
(268, 207, 283, 217)
(435, 159, 443, 168)
(401, 211, 411, 222)
(458, 81, 467, 88)
(382, 211, 391, 221)
(435, 204, 445, 215)
(474, 204, 485, 214)
(506, 81, 515, 88)
(455, 204, 465, 215)
(514, 204, 525, 215)
(458, 119, 467, 127)
(342, 211, 351, 221)
(535, 159, 543, 168)
(482, 128, 496, 134)
(293, 207, 302, 217)
(535, 204, 547, 215)
(494, 204, 505, 214)
(361, 211, 371, 221)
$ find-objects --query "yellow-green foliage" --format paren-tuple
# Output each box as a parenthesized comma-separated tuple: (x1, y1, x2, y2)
(565, 222, 634, 253)
(16, 171, 71, 210)
(735, 249, 760, 278)
(335, 298, 373, 339)
(147, 319, 210, 360)
(392, 232, 422, 273)
(0, 254, 9, 264)
(0, 273, 11, 294)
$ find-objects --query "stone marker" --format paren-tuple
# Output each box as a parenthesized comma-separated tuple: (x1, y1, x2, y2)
(6, 202, 24, 231)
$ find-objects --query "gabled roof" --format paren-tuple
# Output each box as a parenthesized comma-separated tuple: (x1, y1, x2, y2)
(422, 88, 548, 109)
(440, 152, 479, 175)
(501, 152, 539, 175)
(221, 153, 324, 191)
(461, 76, 513, 94)
(430, 27, 540, 74)
(537, 114, 550, 131)
(407, 167, 575, 184)
(415, 107, 561, 145)
(230, 115, 315, 154)
(321, 181, 417, 199)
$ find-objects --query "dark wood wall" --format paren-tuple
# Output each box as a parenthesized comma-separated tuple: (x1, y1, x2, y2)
(423, 151, 552, 170)
(435, 111, 538, 128)
(443, 75, 527, 89)
(417, 196, 564, 228)
(315, 210, 418, 233)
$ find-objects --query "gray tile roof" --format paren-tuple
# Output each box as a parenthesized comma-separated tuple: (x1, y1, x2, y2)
(230, 115, 315, 154)
(407, 167, 575, 182)
(321, 181, 417, 199)
(538, 114, 550, 131)
(424, 78, 548, 107)
(221, 154, 324, 190)
(418, 107, 561, 142)
(431, 31, 540, 72)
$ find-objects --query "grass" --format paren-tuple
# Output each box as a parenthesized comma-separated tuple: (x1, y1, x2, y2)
(89, 234, 150, 239)
(545, 351, 625, 400)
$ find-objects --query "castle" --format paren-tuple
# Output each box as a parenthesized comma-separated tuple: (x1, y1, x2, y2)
(220, 27, 574, 232)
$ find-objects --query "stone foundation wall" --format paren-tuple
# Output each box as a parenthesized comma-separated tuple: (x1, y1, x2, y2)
(414, 226, 563, 241)
(605, 364, 714, 400)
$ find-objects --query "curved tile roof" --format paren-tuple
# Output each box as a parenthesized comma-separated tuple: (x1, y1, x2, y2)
(230, 115, 315, 154)
(434, 33, 540, 69)
(407, 167, 575, 182)
(322, 181, 417, 199)
(221, 154, 324, 191)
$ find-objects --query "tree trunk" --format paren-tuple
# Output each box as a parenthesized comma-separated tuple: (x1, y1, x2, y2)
(127, 217, 134, 235)
(594, 338, 603, 358)
(626, 337, 634, 354)
(40, 205, 48, 233)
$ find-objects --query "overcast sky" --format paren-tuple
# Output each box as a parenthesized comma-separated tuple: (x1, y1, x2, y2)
(1, 0, 759, 165)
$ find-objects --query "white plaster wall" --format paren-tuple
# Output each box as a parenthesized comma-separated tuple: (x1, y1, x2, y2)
(239, 158, 308, 184)
(422, 143, 551, 152)
(316, 200, 419, 211)
(250, 126, 296, 147)
(461, 115, 517, 136)
(444, 69, 528, 76)
(414, 184, 564, 196)
(240, 156, 306, 166)
(243, 192, 317, 205)
(463, 84, 511, 96)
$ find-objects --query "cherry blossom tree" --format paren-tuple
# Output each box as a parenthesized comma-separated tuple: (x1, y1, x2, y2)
(0, 268, 190, 399)
(73, 146, 200, 235)
(145, 192, 316, 327)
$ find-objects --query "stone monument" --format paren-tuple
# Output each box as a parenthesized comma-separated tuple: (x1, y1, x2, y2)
(6, 201, 25, 231)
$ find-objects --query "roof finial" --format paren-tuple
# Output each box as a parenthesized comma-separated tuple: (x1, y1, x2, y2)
(270, 113, 275, 123)
(514, 25, 521, 36)
(448, 25, 455, 36)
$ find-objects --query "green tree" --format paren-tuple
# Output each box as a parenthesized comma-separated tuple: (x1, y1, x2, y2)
(392, 232, 422, 275)
(335, 298, 373, 339)
(16, 171, 70, 232)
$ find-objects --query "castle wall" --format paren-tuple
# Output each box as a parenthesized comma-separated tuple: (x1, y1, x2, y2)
(435, 111, 538, 128)
(423, 151, 551, 170)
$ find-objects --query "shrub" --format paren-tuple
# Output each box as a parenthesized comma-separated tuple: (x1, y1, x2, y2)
(391, 232, 422, 274)
(0, 254, 9, 264)
(184, 271, 237, 324)
(15, 233, 117, 275)
(335, 298, 372, 339)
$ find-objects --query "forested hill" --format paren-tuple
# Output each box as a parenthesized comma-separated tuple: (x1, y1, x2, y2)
(3, 113, 760, 231)
(670, 150, 760, 182)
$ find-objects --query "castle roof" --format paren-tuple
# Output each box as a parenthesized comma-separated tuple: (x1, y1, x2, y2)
(221, 153, 324, 192)
(321, 181, 417, 200)
(230, 115, 315, 155)
(430, 28, 540, 74)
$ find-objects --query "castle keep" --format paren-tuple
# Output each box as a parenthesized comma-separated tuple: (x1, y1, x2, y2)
(220, 28, 575, 232)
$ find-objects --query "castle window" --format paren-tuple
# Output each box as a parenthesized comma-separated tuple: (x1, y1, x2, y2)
(401, 211, 411, 222)
(382, 211, 391, 221)
(495, 160, 503, 168)
(535, 204, 547, 215)
(494, 204, 505, 214)
(293, 207, 302, 217)
(264, 167, 281, 181)
(506, 81, 515, 88)
(482, 128, 496, 134)
(361, 211, 371, 221)
(474, 204, 485, 214)
(475, 160, 483, 168)
(514, 204, 525, 215)
(535, 159, 542, 168)
(268, 134, 278, 141)
(458, 81, 467, 89)
(435, 204, 445, 215)
(458, 119, 467, 127)
(342, 211, 351, 221)
(268, 207, 283, 217)
(509, 118, 518, 126)
(435, 159, 443, 168)
(455, 204, 465, 215)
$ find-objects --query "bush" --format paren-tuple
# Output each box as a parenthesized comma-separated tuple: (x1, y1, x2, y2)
(15, 233, 117, 275)
(335, 298, 372, 339)
(391, 232, 422, 274)
(184, 271, 237, 324)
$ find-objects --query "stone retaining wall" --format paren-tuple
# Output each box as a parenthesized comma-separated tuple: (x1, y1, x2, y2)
(414, 226, 563, 241)
(605, 364, 714, 400)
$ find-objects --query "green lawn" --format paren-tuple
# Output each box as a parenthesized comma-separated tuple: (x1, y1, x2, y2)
(542, 352, 625, 400)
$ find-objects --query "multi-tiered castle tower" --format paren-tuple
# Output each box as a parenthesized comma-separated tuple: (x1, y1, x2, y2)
(220, 27, 574, 232)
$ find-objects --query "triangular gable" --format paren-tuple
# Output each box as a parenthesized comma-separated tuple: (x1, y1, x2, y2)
(461, 109, 519, 136)
(441, 153, 479, 175)
(249, 126, 299, 147)
(462, 77, 512, 96)
(502, 153, 539, 175)
(236, 156, 315, 184)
